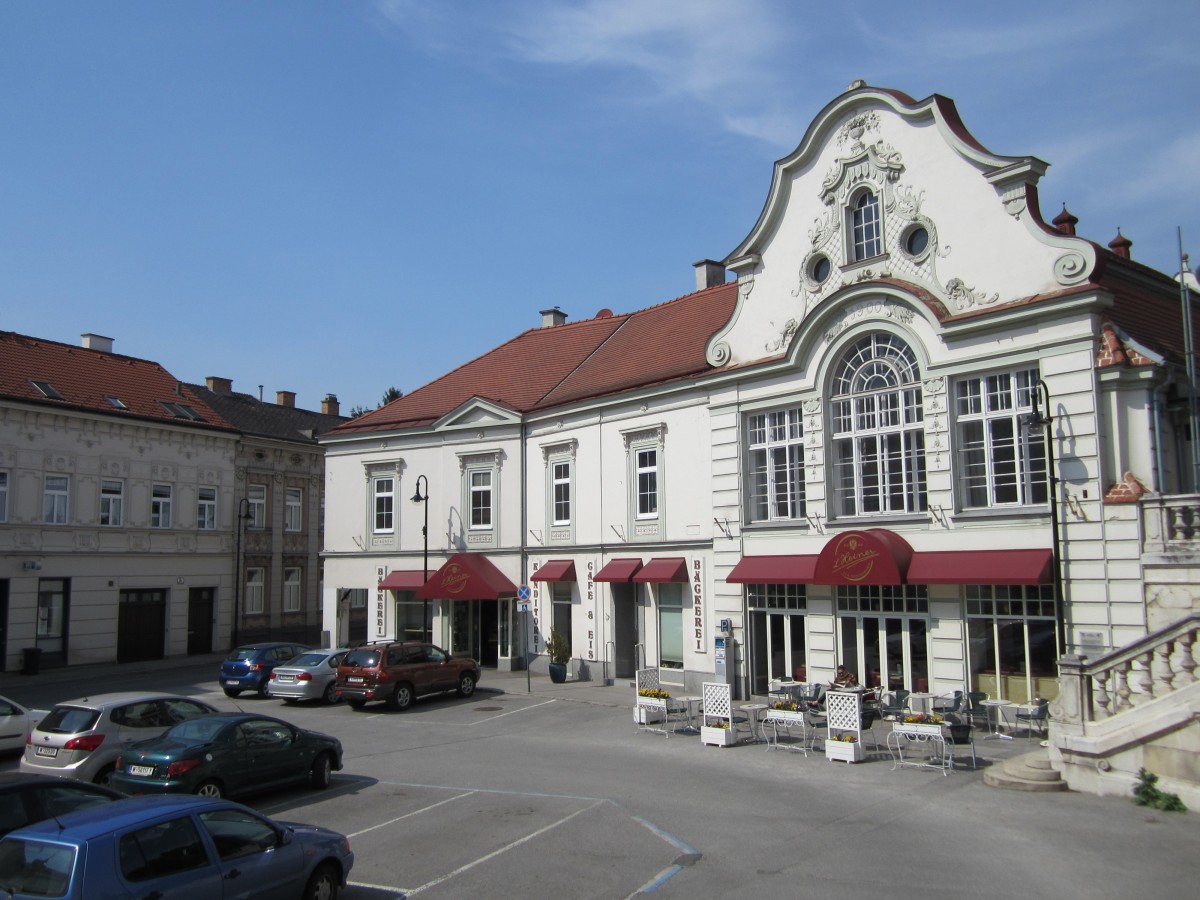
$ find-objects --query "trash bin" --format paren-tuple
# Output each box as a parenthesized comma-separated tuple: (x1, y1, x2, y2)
(21, 647, 42, 676)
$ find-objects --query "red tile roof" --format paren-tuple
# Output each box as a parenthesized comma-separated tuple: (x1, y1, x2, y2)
(0, 331, 235, 431)
(331, 282, 739, 434)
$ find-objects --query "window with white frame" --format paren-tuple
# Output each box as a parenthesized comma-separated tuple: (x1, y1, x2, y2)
(747, 406, 805, 522)
(151, 484, 172, 528)
(552, 460, 571, 526)
(43, 475, 69, 524)
(0, 471, 7, 522)
(657, 583, 684, 669)
(635, 448, 658, 519)
(197, 486, 217, 530)
(285, 487, 302, 532)
(283, 567, 302, 612)
(469, 469, 493, 529)
(373, 477, 394, 533)
(244, 568, 265, 614)
(100, 479, 124, 527)
(830, 332, 926, 517)
(955, 368, 1047, 508)
(851, 190, 882, 260)
(247, 484, 267, 530)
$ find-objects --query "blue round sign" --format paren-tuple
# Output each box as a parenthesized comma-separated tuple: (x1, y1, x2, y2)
(517, 585, 531, 601)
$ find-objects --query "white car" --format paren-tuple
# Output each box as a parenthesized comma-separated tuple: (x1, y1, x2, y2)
(267, 648, 348, 704)
(0, 695, 48, 754)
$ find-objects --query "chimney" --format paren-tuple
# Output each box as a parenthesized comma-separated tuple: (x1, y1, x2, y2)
(693, 259, 726, 291)
(276, 390, 296, 408)
(540, 307, 568, 328)
(81, 333, 114, 353)
(205, 376, 233, 394)
(322, 394, 340, 416)
(1051, 205, 1078, 236)
(1108, 229, 1133, 259)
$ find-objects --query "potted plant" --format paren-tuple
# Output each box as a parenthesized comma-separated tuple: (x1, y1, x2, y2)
(546, 631, 571, 683)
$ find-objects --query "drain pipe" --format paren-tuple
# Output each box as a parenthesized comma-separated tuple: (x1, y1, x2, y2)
(1152, 369, 1174, 492)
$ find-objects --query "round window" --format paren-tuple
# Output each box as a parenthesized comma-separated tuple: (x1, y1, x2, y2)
(904, 226, 929, 257)
(810, 255, 831, 284)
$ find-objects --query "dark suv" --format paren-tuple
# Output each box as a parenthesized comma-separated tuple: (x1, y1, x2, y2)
(336, 642, 480, 711)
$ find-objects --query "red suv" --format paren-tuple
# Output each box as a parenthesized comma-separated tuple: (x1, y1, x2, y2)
(336, 642, 480, 711)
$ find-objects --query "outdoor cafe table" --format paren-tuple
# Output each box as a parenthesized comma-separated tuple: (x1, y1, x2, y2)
(981, 699, 1014, 740)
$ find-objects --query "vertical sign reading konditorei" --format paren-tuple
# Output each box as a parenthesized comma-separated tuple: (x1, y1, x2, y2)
(692, 557, 706, 654)
(585, 560, 596, 661)
(530, 561, 543, 654)
(375, 567, 387, 638)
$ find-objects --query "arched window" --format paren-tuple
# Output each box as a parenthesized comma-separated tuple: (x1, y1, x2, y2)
(830, 332, 927, 516)
(852, 191, 882, 260)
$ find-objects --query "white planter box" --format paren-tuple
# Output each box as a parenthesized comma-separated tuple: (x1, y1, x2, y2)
(894, 722, 945, 737)
(701, 725, 738, 747)
(764, 709, 807, 726)
(634, 702, 666, 725)
(825, 739, 865, 763)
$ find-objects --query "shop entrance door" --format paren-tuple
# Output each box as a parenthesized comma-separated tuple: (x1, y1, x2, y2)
(186, 587, 214, 655)
(838, 615, 929, 692)
(449, 601, 499, 667)
(611, 584, 637, 678)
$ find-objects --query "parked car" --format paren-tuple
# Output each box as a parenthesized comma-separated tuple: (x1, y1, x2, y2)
(0, 694, 48, 754)
(268, 648, 348, 704)
(0, 773, 123, 838)
(219, 642, 310, 697)
(0, 794, 353, 900)
(110, 712, 343, 800)
(336, 640, 480, 710)
(20, 693, 218, 786)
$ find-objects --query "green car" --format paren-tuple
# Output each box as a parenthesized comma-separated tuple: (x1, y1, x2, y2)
(110, 713, 343, 800)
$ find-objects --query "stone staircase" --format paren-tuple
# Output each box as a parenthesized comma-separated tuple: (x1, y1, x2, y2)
(984, 747, 1068, 793)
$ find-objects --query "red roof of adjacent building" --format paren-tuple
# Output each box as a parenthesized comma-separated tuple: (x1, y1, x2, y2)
(0, 331, 235, 431)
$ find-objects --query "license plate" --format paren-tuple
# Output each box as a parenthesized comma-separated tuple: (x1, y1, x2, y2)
(224, 680, 240, 686)
(35, 745, 58, 758)
(346, 676, 364, 684)
(277, 674, 295, 682)
(129, 765, 154, 777)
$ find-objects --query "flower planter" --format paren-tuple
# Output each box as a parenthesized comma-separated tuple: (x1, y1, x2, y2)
(701, 725, 738, 747)
(764, 709, 807, 726)
(825, 739, 865, 763)
(894, 722, 945, 737)
(634, 701, 666, 725)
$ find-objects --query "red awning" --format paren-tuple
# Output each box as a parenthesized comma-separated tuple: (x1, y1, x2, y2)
(813, 528, 912, 586)
(531, 560, 577, 582)
(632, 557, 689, 583)
(593, 558, 643, 582)
(378, 571, 428, 591)
(414, 553, 519, 601)
(907, 549, 1053, 585)
(726, 555, 819, 584)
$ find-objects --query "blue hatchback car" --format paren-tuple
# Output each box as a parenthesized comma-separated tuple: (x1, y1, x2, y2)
(219, 642, 309, 698)
(0, 794, 353, 900)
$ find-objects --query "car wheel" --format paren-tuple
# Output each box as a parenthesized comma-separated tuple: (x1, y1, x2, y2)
(348, 700, 366, 710)
(303, 863, 339, 900)
(196, 780, 223, 799)
(310, 752, 333, 789)
(93, 765, 116, 787)
(388, 683, 414, 711)
(322, 681, 338, 704)
(224, 688, 242, 698)
(457, 673, 477, 698)
(256, 682, 270, 698)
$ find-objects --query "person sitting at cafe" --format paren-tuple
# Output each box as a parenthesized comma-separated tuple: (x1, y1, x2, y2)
(831, 665, 859, 689)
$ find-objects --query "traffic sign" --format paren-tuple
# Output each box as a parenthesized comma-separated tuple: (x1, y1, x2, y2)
(517, 584, 531, 601)
(517, 601, 530, 613)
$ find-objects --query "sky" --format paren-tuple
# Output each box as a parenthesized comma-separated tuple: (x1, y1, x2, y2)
(2, 1, 1198, 416)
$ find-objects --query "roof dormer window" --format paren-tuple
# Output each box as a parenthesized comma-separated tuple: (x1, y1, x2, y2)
(31, 380, 63, 400)
(105, 395, 128, 410)
(159, 401, 206, 421)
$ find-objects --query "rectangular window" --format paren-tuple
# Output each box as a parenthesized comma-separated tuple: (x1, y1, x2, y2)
(955, 369, 1046, 508)
(349, 588, 368, 609)
(100, 479, 124, 526)
(43, 475, 69, 524)
(966, 584, 1058, 702)
(282, 568, 302, 612)
(36, 578, 68, 656)
(657, 583, 684, 669)
(248, 485, 267, 530)
(552, 461, 571, 526)
(852, 192, 882, 260)
(469, 469, 493, 529)
(285, 488, 302, 532)
(636, 448, 658, 519)
(197, 487, 217, 530)
(747, 407, 805, 522)
(244, 568, 265, 615)
(551, 583, 572, 654)
(0, 471, 7, 522)
(151, 484, 172, 528)
(373, 477, 394, 533)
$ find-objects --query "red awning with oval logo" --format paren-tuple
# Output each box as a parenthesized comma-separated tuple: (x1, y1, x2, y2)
(813, 529, 912, 586)
(414, 553, 519, 600)
(377, 570, 428, 591)
(530, 560, 577, 582)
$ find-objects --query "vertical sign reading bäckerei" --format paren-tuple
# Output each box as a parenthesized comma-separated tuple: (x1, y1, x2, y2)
(692, 557, 705, 654)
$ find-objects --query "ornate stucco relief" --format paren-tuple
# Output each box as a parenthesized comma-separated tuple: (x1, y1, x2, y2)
(822, 298, 915, 344)
(944, 277, 1000, 310)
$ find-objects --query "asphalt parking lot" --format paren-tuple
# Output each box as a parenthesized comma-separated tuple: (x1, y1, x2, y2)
(4, 659, 1200, 900)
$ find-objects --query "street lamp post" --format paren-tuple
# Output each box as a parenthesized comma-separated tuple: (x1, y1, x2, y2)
(411, 475, 430, 641)
(232, 497, 251, 648)
(1024, 379, 1066, 657)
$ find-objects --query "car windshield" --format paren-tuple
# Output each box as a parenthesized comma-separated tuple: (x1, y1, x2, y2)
(37, 706, 101, 735)
(343, 649, 380, 667)
(0, 837, 77, 897)
(288, 653, 327, 667)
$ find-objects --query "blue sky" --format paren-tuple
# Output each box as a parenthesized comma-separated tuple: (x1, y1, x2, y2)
(3, 1, 1197, 415)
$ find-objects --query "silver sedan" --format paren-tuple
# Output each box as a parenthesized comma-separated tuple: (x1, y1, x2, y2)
(267, 648, 348, 704)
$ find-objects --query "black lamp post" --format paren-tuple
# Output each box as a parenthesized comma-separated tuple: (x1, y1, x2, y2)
(1024, 379, 1066, 657)
(411, 475, 430, 641)
(232, 497, 252, 648)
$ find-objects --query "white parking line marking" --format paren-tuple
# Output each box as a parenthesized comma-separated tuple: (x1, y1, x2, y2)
(346, 791, 476, 838)
(468, 697, 557, 723)
(400, 799, 605, 896)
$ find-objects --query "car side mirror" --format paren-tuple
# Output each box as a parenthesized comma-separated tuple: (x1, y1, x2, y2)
(280, 828, 294, 846)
